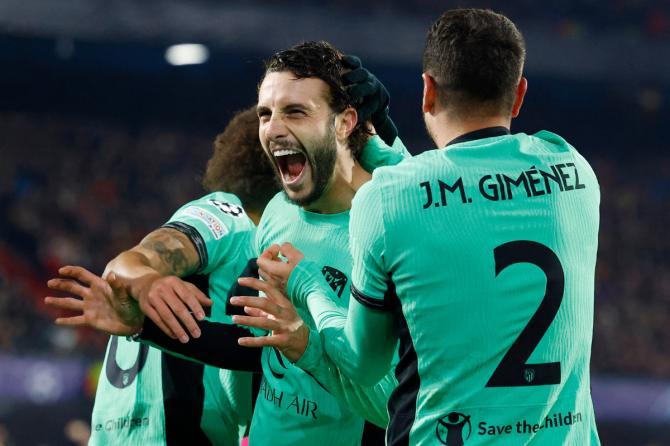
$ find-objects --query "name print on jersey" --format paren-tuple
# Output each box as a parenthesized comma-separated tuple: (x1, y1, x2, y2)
(259, 379, 319, 419)
(420, 163, 586, 209)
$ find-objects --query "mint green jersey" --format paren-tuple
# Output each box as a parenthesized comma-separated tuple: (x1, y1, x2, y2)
(349, 129, 601, 445)
(252, 192, 365, 446)
(249, 135, 408, 445)
(90, 192, 255, 445)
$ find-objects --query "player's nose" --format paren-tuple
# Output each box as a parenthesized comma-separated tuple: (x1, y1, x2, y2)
(263, 114, 289, 141)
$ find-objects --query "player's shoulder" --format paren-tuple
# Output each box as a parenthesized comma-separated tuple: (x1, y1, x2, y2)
(172, 191, 254, 229)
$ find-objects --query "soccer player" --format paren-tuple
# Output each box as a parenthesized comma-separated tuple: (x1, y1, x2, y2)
(251, 9, 602, 445)
(48, 44, 407, 446)
(46, 106, 279, 445)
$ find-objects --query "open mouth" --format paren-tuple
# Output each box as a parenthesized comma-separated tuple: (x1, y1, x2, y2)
(273, 149, 308, 184)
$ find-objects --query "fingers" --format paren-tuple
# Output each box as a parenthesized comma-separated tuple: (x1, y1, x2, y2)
(47, 278, 89, 299)
(230, 295, 282, 317)
(175, 282, 210, 320)
(58, 265, 99, 286)
(244, 307, 269, 318)
(347, 79, 377, 100)
(146, 296, 192, 343)
(260, 244, 281, 261)
(142, 305, 178, 339)
(162, 293, 202, 341)
(237, 335, 283, 348)
(55, 315, 87, 327)
(343, 68, 370, 85)
(232, 315, 281, 332)
(186, 283, 213, 307)
(341, 54, 362, 69)
(279, 243, 304, 264)
(44, 296, 83, 312)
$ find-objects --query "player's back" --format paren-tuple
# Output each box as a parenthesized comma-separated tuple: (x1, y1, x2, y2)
(372, 129, 600, 445)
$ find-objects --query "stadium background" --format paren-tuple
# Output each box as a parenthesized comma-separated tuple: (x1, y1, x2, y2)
(0, 1, 668, 444)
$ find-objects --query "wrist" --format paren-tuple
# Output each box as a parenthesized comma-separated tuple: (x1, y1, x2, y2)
(293, 327, 323, 372)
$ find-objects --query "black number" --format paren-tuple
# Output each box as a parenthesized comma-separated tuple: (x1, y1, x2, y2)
(486, 241, 564, 387)
(105, 336, 149, 389)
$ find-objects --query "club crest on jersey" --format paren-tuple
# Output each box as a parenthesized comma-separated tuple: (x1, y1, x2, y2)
(524, 367, 536, 383)
(321, 266, 348, 298)
(436, 412, 472, 445)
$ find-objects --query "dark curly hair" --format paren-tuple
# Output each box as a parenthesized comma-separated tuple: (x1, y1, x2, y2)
(423, 9, 526, 116)
(202, 106, 279, 213)
(260, 41, 369, 160)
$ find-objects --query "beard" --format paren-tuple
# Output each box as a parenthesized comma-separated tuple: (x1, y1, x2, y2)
(283, 124, 337, 208)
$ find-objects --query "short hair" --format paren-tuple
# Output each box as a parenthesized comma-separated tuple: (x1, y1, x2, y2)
(423, 9, 526, 116)
(202, 106, 279, 213)
(260, 41, 368, 159)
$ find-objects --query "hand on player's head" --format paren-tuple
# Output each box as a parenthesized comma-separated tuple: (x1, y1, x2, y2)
(131, 274, 213, 344)
(45, 265, 143, 336)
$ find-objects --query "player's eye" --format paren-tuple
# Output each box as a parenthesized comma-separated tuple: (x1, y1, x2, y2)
(286, 109, 306, 117)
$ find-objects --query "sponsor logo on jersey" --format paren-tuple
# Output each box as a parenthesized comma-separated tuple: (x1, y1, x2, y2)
(181, 206, 228, 239)
(321, 266, 347, 298)
(208, 199, 245, 218)
(436, 409, 585, 443)
(267, 347, 288, 379)
(436, 412, 472, 445)
(95, 416, 150, 432)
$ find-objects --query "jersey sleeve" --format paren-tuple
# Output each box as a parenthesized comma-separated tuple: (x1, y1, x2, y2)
(288, 259, 396, 386)
(137, 318, 262, 373)
(294, 327, 395, 428)
(162, 194, 248, 274)
(358, 135, 411, 173)
(349, 179, 392, 310)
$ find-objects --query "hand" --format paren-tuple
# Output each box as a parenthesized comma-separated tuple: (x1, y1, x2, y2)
(256, 243, 305, 297)
(230, 276, 309, 363)
(341, 54, 398, 145)
(45, 266, 144, 336)
(130, 274, 213, 343)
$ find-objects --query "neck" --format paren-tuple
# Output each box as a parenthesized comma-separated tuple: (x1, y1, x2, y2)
(304, 159, 371, 214)
(431, 112, 511, 148)
(246, 210, 262, 225)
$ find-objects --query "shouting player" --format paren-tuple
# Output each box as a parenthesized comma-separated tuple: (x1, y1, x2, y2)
(48, 44, 408, 445)
(46, 106, 278, 445)
(249, 9, 601, 446)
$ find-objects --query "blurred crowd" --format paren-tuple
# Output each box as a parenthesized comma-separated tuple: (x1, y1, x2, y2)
(0, 111, 668, 381)
(252, 0, 670, 37)
(0, 112, 212, 356)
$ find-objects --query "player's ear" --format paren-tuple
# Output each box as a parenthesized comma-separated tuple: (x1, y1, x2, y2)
(422, 73, 437, 114)
(335, 106, 358, 141)
(511, 77, 528, 118)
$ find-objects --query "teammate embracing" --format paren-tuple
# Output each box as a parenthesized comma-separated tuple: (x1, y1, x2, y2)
(252, 9, 602, 446)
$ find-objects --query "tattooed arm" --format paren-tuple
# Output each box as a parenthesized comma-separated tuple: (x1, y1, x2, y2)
(102, 228, 213, 341)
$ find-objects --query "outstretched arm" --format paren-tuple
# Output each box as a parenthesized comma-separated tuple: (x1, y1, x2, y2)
(102, 227, 213, 342)
(45, 265, 262, 373)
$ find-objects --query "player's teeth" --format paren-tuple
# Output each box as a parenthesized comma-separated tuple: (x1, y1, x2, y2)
(274, 149, 301, 157)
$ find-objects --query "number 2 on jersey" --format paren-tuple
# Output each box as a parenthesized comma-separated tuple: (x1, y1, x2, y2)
(486, 241, 564, 387)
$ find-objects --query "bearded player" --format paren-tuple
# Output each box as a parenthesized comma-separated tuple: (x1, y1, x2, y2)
(253, 9, 601, 445)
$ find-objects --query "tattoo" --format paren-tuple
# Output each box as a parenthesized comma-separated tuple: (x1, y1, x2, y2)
(140, 228, 199, 276)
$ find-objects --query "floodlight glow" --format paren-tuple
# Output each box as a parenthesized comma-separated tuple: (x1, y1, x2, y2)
(165, 44, 209, 66)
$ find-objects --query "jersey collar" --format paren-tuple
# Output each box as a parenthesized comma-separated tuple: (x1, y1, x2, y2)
(446, 126, 510, 147)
